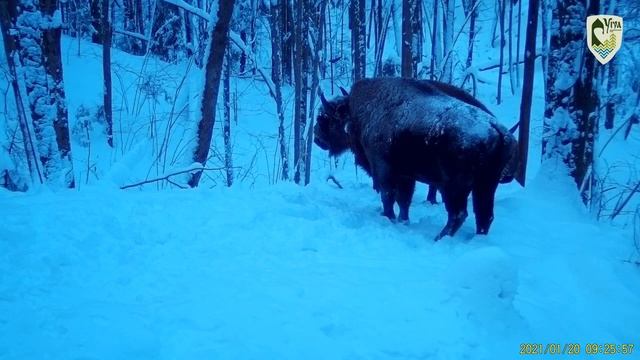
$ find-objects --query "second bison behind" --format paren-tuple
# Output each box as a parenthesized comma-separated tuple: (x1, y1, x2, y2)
(314, 78, 519, 240)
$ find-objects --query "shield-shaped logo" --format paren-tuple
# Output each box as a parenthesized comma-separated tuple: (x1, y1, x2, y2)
(587, 15, 623, 65)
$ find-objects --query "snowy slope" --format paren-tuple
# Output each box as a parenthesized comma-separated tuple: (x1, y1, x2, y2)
(1, 166, 639, 359)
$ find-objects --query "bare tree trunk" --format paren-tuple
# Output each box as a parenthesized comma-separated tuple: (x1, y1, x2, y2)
(604, 2, 619, 130)
(605, 56, 617, 130)
(463, 0, 477, 70)
(294, 0, 309, 184)
(516, 0, 539, 185)
(223, 49, 233, 186)
(441, 0, 454, 82)
(270, 0, 289, 181)
(305, 0, 326, 186)
(402, 0, 413, 77)
(516, 0, 522, 87)
(91, 0, 103, 43)
(102, 0, 113, 148)
(281, 0, 294, 84)
(188, 0, 236, 187)
(0, 0, 41, 183)
(350, 0, 366, 82)
(496, 0, 505, 104)
(430, 0, 439, 79)
(508, 0, 515, 94)
(540, 0, 549, 89)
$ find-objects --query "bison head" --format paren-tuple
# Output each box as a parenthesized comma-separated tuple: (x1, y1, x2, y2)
(314, 89, 351, 156)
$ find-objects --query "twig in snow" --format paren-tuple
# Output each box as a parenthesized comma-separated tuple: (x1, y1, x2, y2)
(327, 175, 343, 189)
(121, 166, 234, 189)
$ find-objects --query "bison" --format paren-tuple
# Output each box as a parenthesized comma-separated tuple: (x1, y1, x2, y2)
(314, 78, 518, 240)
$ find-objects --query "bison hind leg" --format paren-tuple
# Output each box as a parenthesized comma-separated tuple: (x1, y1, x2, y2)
(435, 185, 471, 241)
(426, 185, 438, 204)
(472, 179, 499, 235)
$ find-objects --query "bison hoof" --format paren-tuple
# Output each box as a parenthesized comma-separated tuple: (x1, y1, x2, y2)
(476, 228, 489, 235)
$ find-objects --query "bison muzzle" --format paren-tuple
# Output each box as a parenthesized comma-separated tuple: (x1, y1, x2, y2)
(314, 78, 519, 240)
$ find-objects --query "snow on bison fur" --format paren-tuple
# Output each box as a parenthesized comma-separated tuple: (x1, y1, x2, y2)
(314, 78, 519, 240)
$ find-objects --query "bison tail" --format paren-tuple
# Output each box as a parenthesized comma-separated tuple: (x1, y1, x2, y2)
(490, 123, 520, 185)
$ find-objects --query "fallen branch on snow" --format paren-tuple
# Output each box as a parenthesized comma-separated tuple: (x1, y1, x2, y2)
(327, 175, 343, 189)
(121, 166, 234, 189)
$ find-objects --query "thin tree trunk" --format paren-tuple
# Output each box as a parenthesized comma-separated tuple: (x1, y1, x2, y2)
(508, 0, 515, 94)
(605, 56, 617, 130)
(350, 0, 366, 82)
(188, 0, 236, 187)
(223, 49, 233, 186)
(102, 0, 113, 147)
(516, 0, 539, 185)
(430, 0, 439, 79)
(270, 0, 289, 181)
(540, 0, 549, 89)
(402, 0, 413, 77)
(465, 0, 477, 70)
(496, 0, 505, 104)
(516, 0, 522, 87)
(442, 0, 454, 82)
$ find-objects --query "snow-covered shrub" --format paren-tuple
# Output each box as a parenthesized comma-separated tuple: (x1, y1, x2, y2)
(72, 105, 105, 147)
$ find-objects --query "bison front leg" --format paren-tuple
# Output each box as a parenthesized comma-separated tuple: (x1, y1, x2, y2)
(436, 185, 472, 240)
(371, 160, 397, 221)
(396, 178, 416, 223)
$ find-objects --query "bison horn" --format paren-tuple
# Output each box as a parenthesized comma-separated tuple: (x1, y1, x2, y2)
(319, 90, 333, 110)
(339, 86, 349, 97)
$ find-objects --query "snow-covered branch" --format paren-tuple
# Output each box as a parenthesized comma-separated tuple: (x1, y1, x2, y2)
(159, 0, 276, 99)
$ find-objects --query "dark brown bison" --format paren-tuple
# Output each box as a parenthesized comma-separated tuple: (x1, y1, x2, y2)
(314, 78, 518, 240)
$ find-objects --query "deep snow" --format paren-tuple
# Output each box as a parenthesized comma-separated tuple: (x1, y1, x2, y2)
(1, 166, 639, 359)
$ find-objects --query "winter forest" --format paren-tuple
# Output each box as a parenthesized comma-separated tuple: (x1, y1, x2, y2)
(1, 0, 640, 357)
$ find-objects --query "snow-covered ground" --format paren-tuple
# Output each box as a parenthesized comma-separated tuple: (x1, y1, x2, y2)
(1, 166, 639, 359)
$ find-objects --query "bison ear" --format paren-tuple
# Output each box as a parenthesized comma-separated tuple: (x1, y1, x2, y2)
(319, 89, 334, 111)
(339, 86, 349, 97)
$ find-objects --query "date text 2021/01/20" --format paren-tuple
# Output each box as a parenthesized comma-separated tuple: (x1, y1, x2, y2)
(520, 343, 635, 355)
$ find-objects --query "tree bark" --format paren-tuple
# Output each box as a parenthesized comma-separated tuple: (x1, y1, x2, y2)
(442, 0, 454, 82)
(350, 0, 366, 82)
(293, 0, 309, 184)
(270, 0, 289, 181)
(496, 0, 505, 103)
(516, 0, 539, 185)
(223, 48, 233, 186)
(12, 0, 75, 187)
(102, 0, 113, 147)
(0, 0, 41, 183)
(542, 0, 599, 201)
(188, 0, 236, 187)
